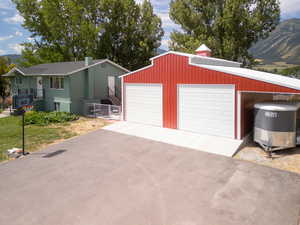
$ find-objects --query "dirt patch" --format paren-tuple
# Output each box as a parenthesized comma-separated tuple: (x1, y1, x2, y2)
(235, 142, 300, 174)
(38, 117, 113, 149)
(63, 117, 112, 135)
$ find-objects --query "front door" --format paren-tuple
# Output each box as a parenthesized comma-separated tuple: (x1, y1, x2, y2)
(108, 76, 115, 96)
(36, 77, 43, 97)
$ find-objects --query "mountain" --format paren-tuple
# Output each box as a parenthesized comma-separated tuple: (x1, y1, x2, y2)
(1, 54, 22, 65)
(250, 18, 300, 65)
(156, 48, 167, 55)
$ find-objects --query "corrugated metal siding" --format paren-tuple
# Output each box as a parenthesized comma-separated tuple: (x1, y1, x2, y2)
(124, 54, 300, 138)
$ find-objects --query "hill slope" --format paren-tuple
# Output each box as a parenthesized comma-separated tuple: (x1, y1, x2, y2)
(250, 18, 300, 65)
(1, 54, 22, 65)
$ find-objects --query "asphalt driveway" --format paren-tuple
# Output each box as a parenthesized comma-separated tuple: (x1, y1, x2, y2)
(0, 129, 300, 225)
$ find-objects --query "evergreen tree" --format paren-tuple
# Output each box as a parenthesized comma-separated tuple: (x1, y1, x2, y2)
(169, 0, 280, 65)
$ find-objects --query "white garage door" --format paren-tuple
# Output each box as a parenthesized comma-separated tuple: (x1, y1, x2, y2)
(125, 84, 163, 126)
(178, 84, 235, 138)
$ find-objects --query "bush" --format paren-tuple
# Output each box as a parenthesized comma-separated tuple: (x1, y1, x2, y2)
(24, 111, 79, 126)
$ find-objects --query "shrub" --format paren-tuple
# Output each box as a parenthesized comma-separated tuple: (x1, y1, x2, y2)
(24, 111, 79, 126)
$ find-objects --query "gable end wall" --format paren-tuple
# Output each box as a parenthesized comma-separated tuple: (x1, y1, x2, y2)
(124, 54, 300, 138)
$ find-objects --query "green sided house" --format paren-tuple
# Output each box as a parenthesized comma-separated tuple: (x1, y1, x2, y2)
(4, 57, 129, 115)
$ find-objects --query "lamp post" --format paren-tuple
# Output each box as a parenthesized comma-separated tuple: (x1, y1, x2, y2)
(18, 106, 26, 156)
(22, 110, 25, 155)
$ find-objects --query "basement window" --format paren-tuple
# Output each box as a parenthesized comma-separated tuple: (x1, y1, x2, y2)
(50, 77, 64, 89)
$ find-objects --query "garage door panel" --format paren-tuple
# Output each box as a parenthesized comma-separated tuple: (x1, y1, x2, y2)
(178, 84, 235, 138)
(125, 84, 162, 126)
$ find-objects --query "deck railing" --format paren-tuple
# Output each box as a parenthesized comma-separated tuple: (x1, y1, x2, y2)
(13, 88, 45, 99)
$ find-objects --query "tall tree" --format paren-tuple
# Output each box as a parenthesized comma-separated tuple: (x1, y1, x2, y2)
(13, 0, 163, 70)
(0, 57, 14, 109)
(169, 0, 280, 65)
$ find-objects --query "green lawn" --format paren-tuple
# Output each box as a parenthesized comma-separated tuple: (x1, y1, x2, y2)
(0, 116, 76, 162)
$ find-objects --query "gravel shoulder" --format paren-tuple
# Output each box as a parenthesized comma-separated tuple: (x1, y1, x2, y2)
(235, 141, 300, 174)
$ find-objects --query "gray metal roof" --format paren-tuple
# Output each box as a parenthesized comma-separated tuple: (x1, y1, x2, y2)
(18, 59, 105, 75)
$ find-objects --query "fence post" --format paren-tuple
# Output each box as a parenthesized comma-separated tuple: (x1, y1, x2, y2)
(108, 104, 111, 117)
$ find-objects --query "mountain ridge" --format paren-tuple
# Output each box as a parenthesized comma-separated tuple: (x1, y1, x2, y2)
(250, 18, 300, 65)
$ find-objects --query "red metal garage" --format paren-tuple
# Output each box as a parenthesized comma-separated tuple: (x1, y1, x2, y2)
(120, 45, 300, 140)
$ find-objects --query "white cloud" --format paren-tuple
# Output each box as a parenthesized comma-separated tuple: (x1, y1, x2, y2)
(280, 0, 300, 16)
(4, 13, 24, 24)
(0, 49, 6, 55)
(161, 39, 170, 49)
(15, 30, 23, 36)
(0, 0, 12, 10)
(27, 37, 34, 42)
(157, 11, 180, 29)
(0, 35, 14, 41)
(9, 43, 24, 54)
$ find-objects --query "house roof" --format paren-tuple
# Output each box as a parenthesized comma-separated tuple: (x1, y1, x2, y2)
(4, 59, 129, 76)
(196, 64, 300, 91)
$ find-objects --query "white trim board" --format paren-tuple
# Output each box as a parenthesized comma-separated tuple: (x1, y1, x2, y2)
(237, 91, 242, 140)
(195, 64, 300, 91)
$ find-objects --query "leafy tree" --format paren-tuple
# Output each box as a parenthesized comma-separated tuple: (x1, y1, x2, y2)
(169, 0, 280, 65)
(0, 57, 14, 109)
(13, 0, 163, 70)
(281, 66, 300, 78)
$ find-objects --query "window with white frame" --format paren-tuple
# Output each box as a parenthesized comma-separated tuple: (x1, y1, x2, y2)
(50, 77, 64, 89)
(16, 76, 22, 84)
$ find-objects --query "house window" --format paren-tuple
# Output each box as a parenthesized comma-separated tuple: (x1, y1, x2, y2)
(50, 77, 64, 89)
(54, 102, 60, 112)
(16, 76, 22, 84)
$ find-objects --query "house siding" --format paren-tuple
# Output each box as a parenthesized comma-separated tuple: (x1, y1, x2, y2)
(11, 74, 36, 94)
(69, 61, 126, 114)
(69, 70, 87, 115)
(9, 60, 127, 115)
(43, 76, 71, 112)
(93, 62, 123, 100)
(124, 54, 300, 139)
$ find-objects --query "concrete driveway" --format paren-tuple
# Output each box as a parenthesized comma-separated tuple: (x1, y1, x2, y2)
(103, 122, 243, 157)
(0, 130, 300, 225)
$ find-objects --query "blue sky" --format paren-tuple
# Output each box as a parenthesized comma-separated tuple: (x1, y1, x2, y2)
(0, 0, 300, 55)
